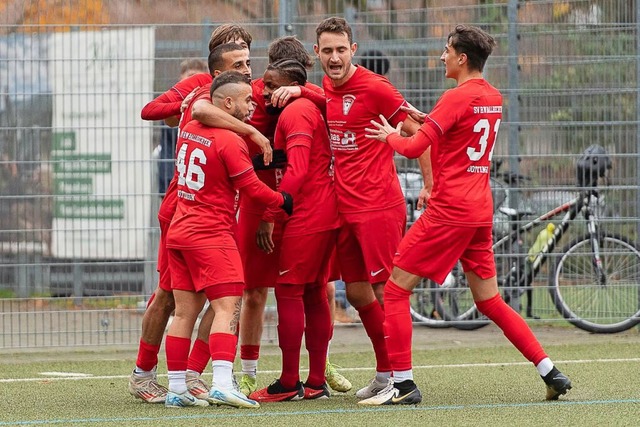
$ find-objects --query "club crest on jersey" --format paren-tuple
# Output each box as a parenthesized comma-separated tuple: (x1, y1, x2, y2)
(342, 94, 356, 115)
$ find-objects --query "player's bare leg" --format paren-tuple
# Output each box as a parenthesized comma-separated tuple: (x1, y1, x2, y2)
(129, 287, 174, 403)
(238, 286, 268, 395)
(372, 282, 385, 306)
(346, 281, 391, 398)
(324, 281, 352, 393)
(141, 288, 175, 347)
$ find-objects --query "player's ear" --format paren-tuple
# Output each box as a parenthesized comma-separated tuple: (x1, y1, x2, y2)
(313, 44, 320, 56)
(224, 96, 233, 109)
(351, 42, 358, 56)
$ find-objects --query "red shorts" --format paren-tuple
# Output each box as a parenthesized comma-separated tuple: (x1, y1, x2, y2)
(394, 214, 496, 284)
(168, 247, 244, 297)
(157, 219, 172, 292)
(236, 209, 283, 289)
(277, 229, 338, 285)
(337, 203, 406, 284)
(326, 245, 341, 282)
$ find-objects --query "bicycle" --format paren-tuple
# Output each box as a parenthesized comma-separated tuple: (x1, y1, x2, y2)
(410, 145, 640, 333)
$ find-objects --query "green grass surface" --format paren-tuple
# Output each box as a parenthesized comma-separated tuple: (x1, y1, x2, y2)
(1, 339, 639, 426)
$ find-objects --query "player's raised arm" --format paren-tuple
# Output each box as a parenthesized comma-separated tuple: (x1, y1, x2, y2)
(141, 73, 211, 121)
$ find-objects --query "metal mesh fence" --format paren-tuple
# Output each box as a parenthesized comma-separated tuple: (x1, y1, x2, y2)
(1, 0, 639, 348)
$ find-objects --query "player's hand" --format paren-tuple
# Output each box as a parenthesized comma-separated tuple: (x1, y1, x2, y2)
(417, 186, 431, 210)
(180, 87, 200, 113)
(271, 86, 302, 108)
(400, 105, 427, 124)
(252, 149, 287, 170)
(280, 191, 293, 216)
(248, 130, 273, 165)
(164, 115, 180, 127)
(256, 221, 275, 254)
(365, 114, 402, 143)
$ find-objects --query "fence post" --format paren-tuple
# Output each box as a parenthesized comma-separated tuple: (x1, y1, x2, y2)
(278, 0, 295, 37)
(16, 251, 28, 298)
(507, 0, 521, 211)
(636, 2, 640, 250)
(72, 263, 83, 306)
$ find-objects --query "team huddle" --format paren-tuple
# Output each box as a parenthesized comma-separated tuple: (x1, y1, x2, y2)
(129, 17, 572, 409)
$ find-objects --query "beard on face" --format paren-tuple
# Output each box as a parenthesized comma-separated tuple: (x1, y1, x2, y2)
(232, 106, 248, 122)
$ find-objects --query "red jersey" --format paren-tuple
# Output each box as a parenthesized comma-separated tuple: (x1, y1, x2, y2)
(239, 78, 280, 215)
(166, 121, 282, 249)
(140, 73, 213, 121)
(422, 79, 502, 226)
(240, 78, 325, 216)
(268, 97, 339, 236)
(322, 66, 408, 213)
(157, 84, 212, 224)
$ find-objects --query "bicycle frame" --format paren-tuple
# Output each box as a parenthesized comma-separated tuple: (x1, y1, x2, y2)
(494, 189, 599, 316)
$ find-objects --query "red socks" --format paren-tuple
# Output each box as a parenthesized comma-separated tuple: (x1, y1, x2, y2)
(383, 280, 414, 372)
(165, 335, 191, 371)
(303, 284, 331, 387)
(240, 344, 260, 362)
(136, 339, 161, 372)
(475, 293, 548, 365)
(186, 338, 210, 373)
(209, 332, 237, 363)
(275, 284, 305, 389)
(357, 300, 392, 373)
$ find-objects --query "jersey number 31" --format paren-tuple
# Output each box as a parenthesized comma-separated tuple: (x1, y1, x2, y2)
(467, 118, 501, 161)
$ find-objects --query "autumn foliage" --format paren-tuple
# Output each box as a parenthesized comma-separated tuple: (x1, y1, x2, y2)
(19, 0, 110, 32)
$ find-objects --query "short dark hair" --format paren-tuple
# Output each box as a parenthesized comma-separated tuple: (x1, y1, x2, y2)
(359, 50, 390, 76)
(266, 59, 308, 86)
(208, 43, 246, 76)
(179, 58, 208, 76)
(315, 16, 353, 44)
(210, 70, 251, 99)
(447, 25, 496, 72)
(208, 24, 252, 52)
(268, 36, 314, 69)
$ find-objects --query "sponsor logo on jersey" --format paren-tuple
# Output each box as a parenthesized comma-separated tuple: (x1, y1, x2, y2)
(342, 94, 356, 115)
(466, 165, 489, 174)
(473, 105, 502, 114)
(177, 190, 196, 201)
(330, 130, 358, 151)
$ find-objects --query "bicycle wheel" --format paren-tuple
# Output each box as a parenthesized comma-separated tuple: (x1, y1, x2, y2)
(550, 233, 640, 333)
(434, 264, 490, 330)
(410, 278, 449, 328)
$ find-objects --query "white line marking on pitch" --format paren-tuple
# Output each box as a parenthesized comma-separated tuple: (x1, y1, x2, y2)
(40, 372, 93, 377)
(2, 357, 638, 383)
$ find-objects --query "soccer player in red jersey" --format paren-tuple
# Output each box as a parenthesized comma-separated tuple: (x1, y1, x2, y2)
(359, 25, 572, 405)
(184, 36, 335, 397)
(313, 17, 430, 399)
(129, 25, 264, 404)
(248, 59, 339, 402)
(164, 71, 293, 408)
